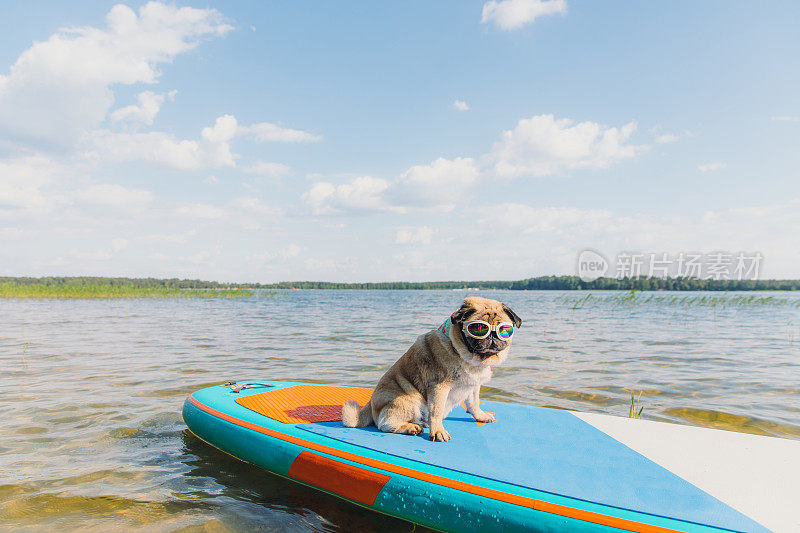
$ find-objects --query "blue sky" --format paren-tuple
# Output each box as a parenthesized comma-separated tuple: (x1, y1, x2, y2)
(1, 1, 799, 282)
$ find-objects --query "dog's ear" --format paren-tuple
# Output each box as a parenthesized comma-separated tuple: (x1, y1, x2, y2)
(450, 300, 475, 325)
(502, 304, 522, 328)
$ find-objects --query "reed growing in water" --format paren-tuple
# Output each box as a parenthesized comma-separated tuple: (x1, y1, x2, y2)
(0, 282, 264, 299)
(560, 290, 800, 309)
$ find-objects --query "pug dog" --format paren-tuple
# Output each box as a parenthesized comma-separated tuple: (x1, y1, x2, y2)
(342, 296, 521, 441)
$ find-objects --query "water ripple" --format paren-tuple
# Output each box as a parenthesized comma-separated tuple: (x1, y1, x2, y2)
(1, 290, 798, 531)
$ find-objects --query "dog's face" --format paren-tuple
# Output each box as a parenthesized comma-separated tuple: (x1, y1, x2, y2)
(450, 296, 522, 366)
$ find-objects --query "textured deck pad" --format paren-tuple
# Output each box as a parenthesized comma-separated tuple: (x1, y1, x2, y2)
(299, 401, 767, 532)
(236, 385, 372, 424)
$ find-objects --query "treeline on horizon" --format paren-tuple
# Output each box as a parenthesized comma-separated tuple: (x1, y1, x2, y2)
(3, 276, 800, 291)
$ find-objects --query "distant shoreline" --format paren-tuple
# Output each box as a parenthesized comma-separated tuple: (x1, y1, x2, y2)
(1, 276, 799, 299)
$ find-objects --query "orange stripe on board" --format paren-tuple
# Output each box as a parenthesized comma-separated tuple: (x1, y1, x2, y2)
(187, 395, 682, 533)
(289, 450, 390, 505)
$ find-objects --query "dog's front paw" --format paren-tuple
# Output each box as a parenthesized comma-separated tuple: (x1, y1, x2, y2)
(474, 411, 496, 423)
(429, 427, 451, 442)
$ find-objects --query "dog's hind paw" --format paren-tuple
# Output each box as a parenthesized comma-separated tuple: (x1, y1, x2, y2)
(397, 422, 423, 436)
(474, 411, 496, 424)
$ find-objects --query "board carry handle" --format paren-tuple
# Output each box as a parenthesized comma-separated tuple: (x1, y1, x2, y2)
(223, 381, 276, 393)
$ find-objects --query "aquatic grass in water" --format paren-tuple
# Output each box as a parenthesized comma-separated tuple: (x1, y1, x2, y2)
(629, 392, 644, 419)
(0, 282, 274, 299)
(559, 290, 800, 309)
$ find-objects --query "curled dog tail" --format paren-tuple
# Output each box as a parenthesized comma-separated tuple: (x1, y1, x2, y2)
(342, 399, 373, 427)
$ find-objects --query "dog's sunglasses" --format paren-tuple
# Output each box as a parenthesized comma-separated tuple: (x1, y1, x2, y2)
(462, 321, 514, 340)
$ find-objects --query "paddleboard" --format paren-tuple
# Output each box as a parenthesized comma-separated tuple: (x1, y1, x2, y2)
(182, 381, 800, 532)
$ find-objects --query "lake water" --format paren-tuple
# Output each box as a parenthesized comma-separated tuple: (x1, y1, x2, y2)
(2, 290, 799, 531)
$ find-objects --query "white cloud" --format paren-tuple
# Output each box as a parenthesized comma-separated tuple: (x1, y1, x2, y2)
(301, 114, 650, 216)
(111, 238, 128, 252)
(482, 203, 615, 233)
(391, 157, 480, 209)
(489, 114, 645, 178)
(201, 114, 238, 143)
(655, 133, 679, 144)
(771, 116, 799, 122)
(0, 155, 61, 211)
(177, 203, 227, 219)
(698, 162, 726, 172)
(110, 90, 176, 126)
(139, 229, 197, 243)
(304, 158, 481, 216)
(0, 227, 24, 240)
(189, 250, 212, 264)
(72, 183, 154, 207)
(395, 226, 433, 245)
(243, 161, 291, 177)
(481, 0, 566, 30)
(70, 249, 112, 261)
(204, 175, 219, 184)
(90, 114, 237, 170)
(91, 114, 316, 171)
(250, 243, 302, 263)
(150, 252, 167, 260)
(0, 2, 232, 151)
(281, 244, 302, 259)
(239, 122, 322, 143)
(303, 176, 395, 215)
(453, 99, 470, 111)
(230, 197, 283, 216)
(471, 199, 800, 278)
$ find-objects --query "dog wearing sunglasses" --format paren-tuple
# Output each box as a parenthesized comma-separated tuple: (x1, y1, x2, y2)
(342, 296, 522, 441)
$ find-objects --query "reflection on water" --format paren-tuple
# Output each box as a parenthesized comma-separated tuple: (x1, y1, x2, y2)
(1, 290, 798, 531)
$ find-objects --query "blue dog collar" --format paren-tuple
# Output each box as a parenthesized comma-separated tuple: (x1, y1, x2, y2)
(438, 318, 452, 336)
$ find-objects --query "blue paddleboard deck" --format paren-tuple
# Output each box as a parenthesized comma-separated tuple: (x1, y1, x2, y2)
(183, 381, 796, 533)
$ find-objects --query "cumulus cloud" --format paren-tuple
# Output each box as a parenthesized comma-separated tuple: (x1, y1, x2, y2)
(453, 99, 470, 111)
(304, 157, 481, 215)
(139, 229, 197, 243)
(110, 90, 176, 126)
(471, 199, 800, 278)
(111, 237, 128, 252)
(72, 183, 154, 207)
(177, 203, 227, 219)
(391, 157, 480, 209)
(70, 249, 113, 261)
(395, 226, 433, 245)
(0, 2, 232, 151)
(655, 133, 679, 144)
(0, 155, 61, 211)
(250, 243, 303, 263)
(302, 114, 648, 215)
(239, 122, 322, 143)
(243, 160, 291, 177)
(91, 114, 319, 171)
(230, 197, 283, 216)
(90, 114, 237, 170)
(303, 176, 395, 215)
(771, 116, 799, 122)
(481, 203, 615, 233)
(481, 0, 566, 30)
(489, 114, 645, 178)
(698, 162, 726, 172)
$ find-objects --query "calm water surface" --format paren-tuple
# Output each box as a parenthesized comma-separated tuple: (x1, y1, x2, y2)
(2, 290, 799, 531)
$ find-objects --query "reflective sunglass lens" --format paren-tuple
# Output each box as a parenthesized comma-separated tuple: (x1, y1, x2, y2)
(497, 324, 514, 339)
(466, 322, 490, 337)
